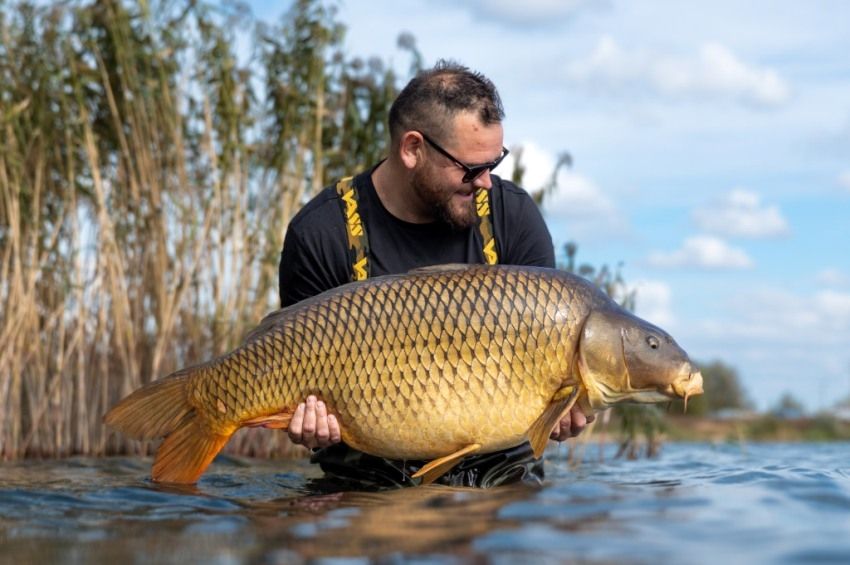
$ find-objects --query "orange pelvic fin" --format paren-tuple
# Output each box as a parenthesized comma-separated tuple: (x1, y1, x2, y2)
(527, 385, 581, 458)
(243, 409, 295, 430)
(412, 443, 481, 485)
(151, 416, 231, 484)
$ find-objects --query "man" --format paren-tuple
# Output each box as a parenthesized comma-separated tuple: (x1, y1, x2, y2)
(278, 60, 591, 487)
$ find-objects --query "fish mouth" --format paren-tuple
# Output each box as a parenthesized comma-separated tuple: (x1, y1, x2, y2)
(663, 371, 704, 411)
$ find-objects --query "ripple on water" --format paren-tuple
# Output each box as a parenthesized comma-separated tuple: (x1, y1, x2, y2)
(2, 445, 850, 564)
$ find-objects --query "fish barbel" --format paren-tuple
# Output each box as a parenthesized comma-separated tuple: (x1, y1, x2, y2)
(105, 264, 703, 484)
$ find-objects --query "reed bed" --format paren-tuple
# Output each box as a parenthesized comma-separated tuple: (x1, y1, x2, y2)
(0, 0, 406, 459)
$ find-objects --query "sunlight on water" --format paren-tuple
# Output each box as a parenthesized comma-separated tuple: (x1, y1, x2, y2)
(2, 443, 850, 564)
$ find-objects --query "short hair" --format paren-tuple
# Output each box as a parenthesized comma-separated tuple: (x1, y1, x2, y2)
(388, 60, 505, 145)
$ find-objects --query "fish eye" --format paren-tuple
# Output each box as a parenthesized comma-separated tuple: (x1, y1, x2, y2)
(647, 335, 660, 350)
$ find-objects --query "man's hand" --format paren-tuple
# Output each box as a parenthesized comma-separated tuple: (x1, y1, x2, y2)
(550, 405, 595, 442)
(287, 395, 342, 449)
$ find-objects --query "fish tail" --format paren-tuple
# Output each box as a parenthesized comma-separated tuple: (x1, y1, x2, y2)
(104, 371, 194, 440)
(151, 415, 231, 484)
(104, 370, 231, 484)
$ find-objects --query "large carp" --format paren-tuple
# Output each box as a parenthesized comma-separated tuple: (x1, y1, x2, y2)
(105, 264, 703, 485)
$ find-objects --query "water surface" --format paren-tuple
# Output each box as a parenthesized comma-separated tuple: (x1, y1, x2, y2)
(2, 442, 849, 564)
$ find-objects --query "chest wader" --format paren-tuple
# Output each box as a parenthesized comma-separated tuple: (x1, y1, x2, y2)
(309, 178, 544, 489)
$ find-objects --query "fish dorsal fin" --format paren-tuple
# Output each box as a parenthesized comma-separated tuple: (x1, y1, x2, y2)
(407, 263, 473, 275)
(241, 309, 289, 344)
(411, 443, 482, 485)
(527, 385, 581, 458)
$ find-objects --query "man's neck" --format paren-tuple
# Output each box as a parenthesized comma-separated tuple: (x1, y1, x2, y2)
(371, 159, 432, 224)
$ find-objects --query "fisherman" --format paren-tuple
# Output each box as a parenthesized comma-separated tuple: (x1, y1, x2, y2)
(278, 60, 592, 488)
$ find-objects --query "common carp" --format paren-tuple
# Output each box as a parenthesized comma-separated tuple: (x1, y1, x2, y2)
(105, 264, 703, 485)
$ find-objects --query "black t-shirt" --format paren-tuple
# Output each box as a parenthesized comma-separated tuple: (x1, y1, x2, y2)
(279, 165, 555, 307)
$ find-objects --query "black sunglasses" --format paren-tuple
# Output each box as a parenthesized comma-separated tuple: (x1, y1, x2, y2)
(415, 130, 509, 183)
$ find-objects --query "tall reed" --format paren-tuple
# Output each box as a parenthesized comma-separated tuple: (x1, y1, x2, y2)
(0, 0, 408, 459)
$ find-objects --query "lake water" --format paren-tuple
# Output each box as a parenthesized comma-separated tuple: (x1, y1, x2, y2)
(2, 442, 849, 564)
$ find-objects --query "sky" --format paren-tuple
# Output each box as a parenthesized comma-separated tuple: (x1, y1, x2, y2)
(251, 0, 850, 412)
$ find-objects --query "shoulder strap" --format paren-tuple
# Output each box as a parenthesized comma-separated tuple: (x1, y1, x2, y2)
(336, 178, 496, 277)
(335, 176, 370, 281)
(475, 188, 498, 265)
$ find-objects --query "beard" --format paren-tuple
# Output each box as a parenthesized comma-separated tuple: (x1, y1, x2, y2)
(411, 165, 478, 230)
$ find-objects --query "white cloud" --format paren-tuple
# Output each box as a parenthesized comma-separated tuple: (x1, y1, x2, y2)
(647, 235, 753, 269)
(629, 279, 675, 328)
(466, 0, 594, 26)
(566, 36, 791, 107)
(684, 285, 850, 410)
(698, 287, 850, 344)
(543, 171, 617, 219)
(501, 142, 560, 195)
(692, 189, 790, 238)
(814, 290, 850, 330)
(679, 288, 850, 402)
(817, 268, 850, 288)
(502, 141, 625, 240)
(839, 171, 850, 192)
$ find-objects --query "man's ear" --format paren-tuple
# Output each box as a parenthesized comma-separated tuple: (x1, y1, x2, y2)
(398, 131, 424, 170)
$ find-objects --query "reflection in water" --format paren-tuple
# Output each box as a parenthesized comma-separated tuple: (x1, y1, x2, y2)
(2, 444, 850, 564)
(244, 483, 533, 559)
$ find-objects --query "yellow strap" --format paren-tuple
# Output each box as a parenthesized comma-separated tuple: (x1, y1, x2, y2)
(475, 188, 498, 265)
(336, 180, 497, 279)
(336, 177, 370, 281)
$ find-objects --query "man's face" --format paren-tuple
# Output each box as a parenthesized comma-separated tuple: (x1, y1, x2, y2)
(412, 113, 505, 230)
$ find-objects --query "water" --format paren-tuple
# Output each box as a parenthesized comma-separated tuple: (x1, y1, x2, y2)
(2, 442, 850, 564)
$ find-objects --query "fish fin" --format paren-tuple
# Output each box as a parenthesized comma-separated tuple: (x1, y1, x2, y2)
(527, 385, 581, 458)
(407, 263, 471, 274)
(412, 443, 482, 485)
(241, 309, 288, 344)
(104, 370, 232, 484)
(152, 415, 232, 484)
(104, 371, 193, 440)
(243, 409, 295, 430)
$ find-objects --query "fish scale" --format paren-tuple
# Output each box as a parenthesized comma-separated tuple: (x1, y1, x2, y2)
(196, 267, 561, 456)
(105, 264, 704, 484)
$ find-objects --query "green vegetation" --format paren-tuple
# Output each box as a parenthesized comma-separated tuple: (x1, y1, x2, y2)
(769, 392, 805, 419)
(0, 0, 412, 458)
(665, 414, 850, 443)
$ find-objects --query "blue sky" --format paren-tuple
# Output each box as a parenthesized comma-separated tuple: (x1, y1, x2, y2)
(251, 0, 850, 411)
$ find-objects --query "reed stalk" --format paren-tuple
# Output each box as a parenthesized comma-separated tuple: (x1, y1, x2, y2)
(0, 0, 403, 459)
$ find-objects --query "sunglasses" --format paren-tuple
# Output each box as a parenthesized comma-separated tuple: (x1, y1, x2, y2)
(416, 130, 509, 183)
